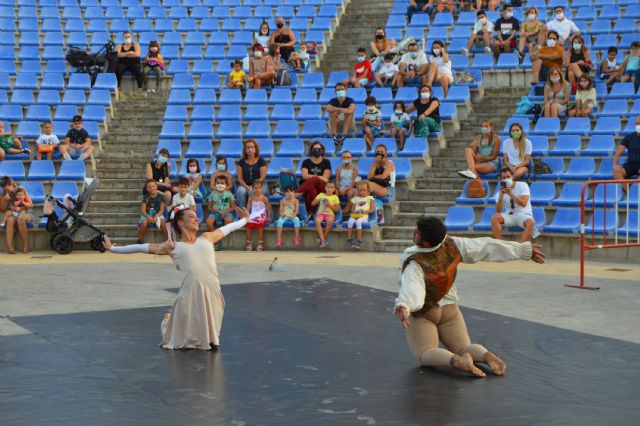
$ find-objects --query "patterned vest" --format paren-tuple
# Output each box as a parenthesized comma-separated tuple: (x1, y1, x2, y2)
(401, 238, 462, 315)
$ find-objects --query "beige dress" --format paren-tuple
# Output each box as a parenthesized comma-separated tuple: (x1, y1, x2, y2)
(160, 237, 224, 350)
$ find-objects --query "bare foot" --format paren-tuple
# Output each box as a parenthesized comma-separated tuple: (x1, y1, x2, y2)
(163, 312, 172, 321)
(483, 352, 507, 376)
(451, 353, 486, 377)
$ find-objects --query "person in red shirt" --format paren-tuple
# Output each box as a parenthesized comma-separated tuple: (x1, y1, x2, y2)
(343, 47, 372, 88)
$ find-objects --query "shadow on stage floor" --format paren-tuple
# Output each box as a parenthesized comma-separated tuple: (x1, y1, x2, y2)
(2, 279, 638, 426)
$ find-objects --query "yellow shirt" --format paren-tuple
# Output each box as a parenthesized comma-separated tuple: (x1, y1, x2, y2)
(350, 196, 374, 219)
(230, 70, 246, 86)
(315, 193, 340, 216)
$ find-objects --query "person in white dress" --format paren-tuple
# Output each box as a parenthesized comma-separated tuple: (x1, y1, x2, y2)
(103, 205, 250, 351)
(394, 216, 545, 377)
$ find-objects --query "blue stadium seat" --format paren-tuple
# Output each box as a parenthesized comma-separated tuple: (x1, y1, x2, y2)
(561, 117, 591, 135)
(300, 120, 326, 138)
(244, 120, 271, 138)
(164, 105, 189, 122)
(10, 89, 35, 106)
(241, 104, 267, 121)
(192, 89, 217, 105)
(53, 105, 78, 122)
(550, 183, 586, 209)
(27, 160, 56, 180)
(267, 157, 295, 178)
(530, 182, 556, 206)
(0, 161, 26, 180)
(293, 88, 318, 105)
(446, 86, 471, 103)
(269, 88, 293, 105)
(472, 207, 494, 232)
(57, 160, 86, 180)
(192, 62, 215, 76)
(270, 120, 298, 138)
(609, 82, 636, 99)
(216, 120, 243, 138)
(269, 104, 295, 121)
(585, 209, 618, 235)
(613, 19, 634, 34)
(300, 72, 325, 90)
(618, 210, 639, 237)
(167, 89, 191, 105)
(216, 139, 243, 158)
(593, 183, 623, 207)
(166, 60, 190, 76)
(0, 105, 24, 122)
(528, 135, 549, 156)
(93, 74, 117, 92)
(471, 54, 494, 70)
(188, 121, 214, 139)
(549, 135, 581, 156)
(245, 89, 268, 105)
(592, 116, 621, 136)
(543, 208, 581, 233)
(185, 139, 213, 158)
(156, 139, 181, 158)
(159, 121, 185, 139)
(51, 181, 79, 200)
(295, 105, 321, 121)
(218, 89, 243, 105)
(444, 206, 475, 231)
(495, 53, 519, 70)
(41, 73, 65, 90)
(181, 45, 203, 60)
(16, 121, 41, 138)
(395, 87, 418, 103)
(67, 32, 88, 47)
(393, 158, 412, 179)
(532, 118, 561, 136)
(597, 100, 627, 117)
(37, 90, 62, 106)
(600, 5, 621, 19)
(399, 137, 428, 157)
(277, 138, 304, 157)
(214, 105, 241, 121)
(590, 19, 612, 35)
(20, 181, 45, 203)
(560, 158, 596, 180)
(339, 138, 367, 157)
(536, 157, 565, 180)
(25, 106, 51, 124)
(86, 90, 111, 106)
(583, 135, 615, 156)
(456, 180, 491, 204)
(61, 90, 86, 106)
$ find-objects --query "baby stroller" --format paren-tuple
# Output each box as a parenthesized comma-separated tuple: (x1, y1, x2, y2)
(66, 41, 115, 85)
(44, 177, 105, 255)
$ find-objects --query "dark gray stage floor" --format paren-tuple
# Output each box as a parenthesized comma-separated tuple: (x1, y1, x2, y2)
(1, 279, 638, 426)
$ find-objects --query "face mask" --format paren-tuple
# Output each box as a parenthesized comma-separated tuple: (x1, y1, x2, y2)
(547, 39, 557, 48)
(336, 90, 346, 98)
(432, 48, 441, 55)
(510, 130, 522, 139)
(481, 127, 491, 135)
(579, 81, 589, 88)
(254, 51, 262, 58)
(216, 164, 226, 171)
(311, 148, 322, 157)
(384, 61, 392, 66)
(505, 12, 513, 18)
(479, 17, 487, 24)
(503, 178, 513, 187)
(276, 22, 284, 29)
(550, 76, 560, 83)
(124, 37, 132, 43)
(367, 106, 376, 112)
(528, 14, 536, 21)
(556, 12, 564, 20)
(188, 166, 197, 173)
(342, 159, 351, 165)
(420, 92, 430, 100)
(635, 124, 640, 134)
(395, 109, 403, 115)
(261, 28, 268, 35)
(573, 43, 582, 51)
(356, 56, 365, 62)
(376, 34, 384, 39)
(410, 52, 417, 59)
(215, 184, 226, 191)
(158, 156, 168, 164)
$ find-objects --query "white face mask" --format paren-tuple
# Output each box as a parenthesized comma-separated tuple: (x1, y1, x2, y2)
(367, 106, 376, 112)
(556, 12, 564, 20)
(420, 92, 430, 100)
(547, 39, 557, 48)
(336, 90, 346, 98)
(573, 43, 582, 51)
(550, 76, 560, 83)
(481, 127, 491, 135)
(254, 51, 262, 57)
(124, 37, 132, 44)
(342, 159, 351, 165)
(479, 17, 487, 24)
(503, 178, 513, 187)
(395, 109, 403, 115)
(215, 184, 226, 191)
(579, 81, 589, 88)
(505, 12, 513, 18)
(528, 14, 536, 21)
(188, 166, 197, 173)
(432, 48, 441, 55)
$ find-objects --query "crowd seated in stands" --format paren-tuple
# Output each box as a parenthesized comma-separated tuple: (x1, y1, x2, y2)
(397, 42, 429, 87)
(36, 122, 60, 161)
(343, 48, 373, 89)
(538, 5, 580, 47)
(406, 85, 442, 136)
(531, 30, 564, 85)
(564, 34, 592, 85)
(518, 6, 543, 61)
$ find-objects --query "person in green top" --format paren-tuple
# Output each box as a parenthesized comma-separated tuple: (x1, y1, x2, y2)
(138, 180, 168, 243)
(0, 122, 29, 160)
(206, 175, 236, 232)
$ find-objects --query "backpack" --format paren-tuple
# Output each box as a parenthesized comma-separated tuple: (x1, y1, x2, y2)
(467, 178, 486, 198)
(275, 68, 291, 86)
(533, 159, 552, 175)
(278, 170, 298, 191)
(515, 96, 532, 114)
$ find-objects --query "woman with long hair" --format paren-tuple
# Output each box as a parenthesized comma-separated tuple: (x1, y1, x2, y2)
(502, 123, 532, 180)
(458, 119, 501, 179)
(543, 66, 570, 118)
(103, 205, 250, 351)
(564, 34, 592, 85)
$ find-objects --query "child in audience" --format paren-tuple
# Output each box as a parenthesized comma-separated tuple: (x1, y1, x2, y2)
(299, 43, 310, 69)
(206, 175, 235, 232)
(4, 187, 33, 253)
(362, 96, 382, 150)
(228, 60, 246, 89)
(463, 10, 494, 56)
(210, 155, 234, 192)
(245, 180, 271, 251)
(142, 40, 164, 92)
(288, 51, 304, 71)
(170, 176, 196, 211)
(184, 158, 203, 199)
(0, 121, 29, 160)
(601, 46, 621, 85)
(390, 101, 413, 151)
(374, 53, 399, 87)
(275, 186, 301, 249)
(569, 74, 596, 117)
(343, 47, 372, 88)
(138, 180, 168, 243)
(336, 150, 360, 214)
(620, 41, 640, 87)
(36, 121, 60, 160)
(346, 181, 375, 250)
(312, 182, 340, 248)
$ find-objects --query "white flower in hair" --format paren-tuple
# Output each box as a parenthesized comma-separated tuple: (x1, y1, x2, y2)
(169, 204, 189, 220)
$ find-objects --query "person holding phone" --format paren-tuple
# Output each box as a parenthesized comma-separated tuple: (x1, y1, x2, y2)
(491, 167, 536, 242)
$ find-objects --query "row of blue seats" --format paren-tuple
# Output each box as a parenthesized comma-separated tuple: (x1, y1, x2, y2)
(0, 88, 114, 107)
(6, 180, 78, 205)
(2, 119, 102, 139)
(0, 73, 116, 92)
(445, 205, 639, 236)
(0, 159, 86, 181)
(156, 137, 428, 158)
(456, 181, 640, 207)
(0, 104, 107, 123)
(162, 101, 458, 122)
(165, 86, 471, 106)
(498, 134, 625, 157)
(0, 4, 339, 19)
(503, 116, 638, 137)
(1, 0, 343, 10)
(478, 156, 623, 181)
(0, 60, 74, 76)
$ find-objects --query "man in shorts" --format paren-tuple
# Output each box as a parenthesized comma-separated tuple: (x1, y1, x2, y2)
(614, 115, 640, 189)
(59, 115, 94, 161)
(326, 82, 356, 146)
(491, 167, 537, 243)
(397, 42, 429, 87)
(492, 4, 520, 59)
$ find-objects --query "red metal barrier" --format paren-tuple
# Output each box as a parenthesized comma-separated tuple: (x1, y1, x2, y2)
(566, 179, 640, 291)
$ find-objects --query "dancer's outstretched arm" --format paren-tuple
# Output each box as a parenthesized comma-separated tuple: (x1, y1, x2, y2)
(103, 234, 174, 255)
(201, 207, 250, 244)
(451, 237, 545, 264)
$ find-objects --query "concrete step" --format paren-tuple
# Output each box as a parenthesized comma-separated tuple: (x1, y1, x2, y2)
(91, 178, 145, 190)
(96, 168, 147, 179)
(85, 212, 140, 225)
(406, 188, 459, 202)
(381, 226, 421, 240)
(389, 212, 446, 227)
(92, 189, 142, 202)
(395, 200, 452, 214)
(414, 177, 467, 189)
(374, 238, 413, 252)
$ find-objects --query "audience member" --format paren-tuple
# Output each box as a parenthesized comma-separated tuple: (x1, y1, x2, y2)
(184, 158, 204, 199)
(335, 150, 359, 213)
(60, 115, 94, 161)
(312, 182, 340, 248)
(275, 186, 302, 249)
(367, 144, 395, 198)
(518, 6, 543, 60)
(397, 42, 429, 87)
(502, 123, 532, 180)
(1, 178, 33, 254)
(288, 50, 304, 71)
(210, 155, 234, 192)
(406, 0, 434, 24)
(228, 60, 246, 89)
(427, 40, 454, 97)
(474, 0, 500, 12)
(406, 85, 442, 136)
(374, 53, 399, 87)
(362, 96, 382, 150)
(564, 35, 592, 84)
(269, 43, 284, 72)
(543, 66, 570, 118)
(600, 46, 621, 85)
(436, 0, 455, 13)
(463, 10, 494, 56)
(170, 176, 196, 211)
(245, 180, 271, 251)
(620, 41, 640, 90)
(269, 16, 296, 62)
(491, 167, 536, 243)
(613, 115, 640, 183)
(530, 30, 564, 85)
(539, 5, 580, 47)
(0, 122, 29, 160)
(346, 181, 375, 250)
(255, 21, 271, 51)
(206, 174, 236, 232)
(298, 43, 310, 69)
(390, 101, 413, 150)
(296, 141, 332, 216)
(142, 41, 164, 92)
(326, 82, 356, 145)
(235, 139, 268, 209)
(115, 31, 143, 89)
(145, 147, 173, 206)
(0, 176, 14, 224)
(138, 179, 168, 243)
(569, 75, 596, 117)
(458, 119, 501, 179)
(36, 121, 60, 160)
(343, 47, 372, 88)
(492, 4, 520, 58)
(248, 43, 276, 89)
(370, 27, 393, 60)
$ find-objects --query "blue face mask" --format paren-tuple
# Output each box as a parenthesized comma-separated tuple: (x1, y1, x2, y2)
(410, 52, 418, 59)
(356, 56, 365, 62)
(157, 156, 168, 164)
(336, 90, 346, 98)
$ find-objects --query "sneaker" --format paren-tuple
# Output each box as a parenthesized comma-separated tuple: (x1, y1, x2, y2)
(355, 240, 364, 250)
(275, 238, 284, 249)
(457, 169, 477, 180)
(461, 47, 469, 56)
(22, 148, 30, 155)
(319, 239, 330, 248)
(347, 238, 355, 248)
(0, 222, 5, 229)
(484, 46, 492, 54)
(293, 237, 302, 247)
(516, 50, 524, 62)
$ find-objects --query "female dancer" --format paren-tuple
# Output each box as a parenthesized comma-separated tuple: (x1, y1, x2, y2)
(103, 205, 250, 351)
(394, 216, 545, 376)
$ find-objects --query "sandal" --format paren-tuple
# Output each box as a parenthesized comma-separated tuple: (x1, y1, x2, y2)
(22, 249, 29, 254)
(245, 240, 253, 251)
(293, 237, 302, 247)
(7, 249, 15, 254)
(256, 240, 264, 251)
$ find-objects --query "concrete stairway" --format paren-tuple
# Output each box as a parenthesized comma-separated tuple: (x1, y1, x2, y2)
(85, 90, 167, 243)
(318, 0, 395, 76)
(377, 88, 524, 251)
